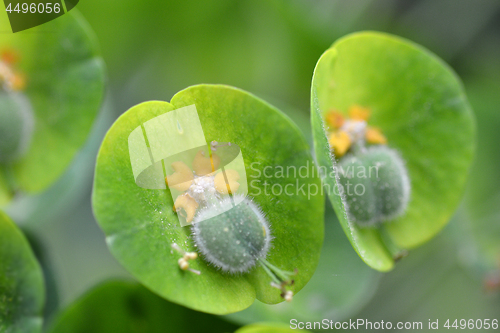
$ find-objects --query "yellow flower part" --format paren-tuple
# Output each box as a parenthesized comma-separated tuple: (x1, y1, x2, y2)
(0, 50, 26, 91)
(366, 127, 388, 145)
(349, 105, 371, 121)
(214, 169, 240, 195)
(328, 131, 351, 157)
(174, 193, 198, 223)
(165, 161, 193, 192)
(192, 150, 220, 176)
(325, 110, 345, 129)
(10, 73, 26, 91)
(1, 50, 20, 65)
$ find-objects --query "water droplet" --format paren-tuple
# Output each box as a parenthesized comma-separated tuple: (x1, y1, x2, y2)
(177, 120, 183, 134)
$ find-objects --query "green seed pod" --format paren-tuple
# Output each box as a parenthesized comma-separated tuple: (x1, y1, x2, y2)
(191, 195, 271, 274)
(365, 146, 411, 220)
(0, 91, 34, 163)
(337, 154, 378, 225)
(338, 146, 410, 226)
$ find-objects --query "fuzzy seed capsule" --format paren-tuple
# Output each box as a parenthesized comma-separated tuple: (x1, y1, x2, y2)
(191, 195, 271, 274)
(338, 154, 377, 224)
(338, 146, 410, 226)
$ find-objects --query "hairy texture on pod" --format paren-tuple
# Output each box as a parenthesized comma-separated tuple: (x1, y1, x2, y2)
(0, 91, 34, 162)
(338, 145, 410, 226)
(191, 195, 271, 274)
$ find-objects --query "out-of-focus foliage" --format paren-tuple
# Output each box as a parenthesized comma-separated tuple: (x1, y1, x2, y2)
(459, 79, 500, 271)
(354, 221, 500, 325)
(0, 211, 44, 333)
(0, 9, 105, 198)
(5, 98, 114, 228)
(47, 280, 238, 333)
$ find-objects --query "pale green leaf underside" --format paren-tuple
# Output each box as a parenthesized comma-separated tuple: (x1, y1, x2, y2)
(311, 32, 474, 271)
(92, 85, 324, 314)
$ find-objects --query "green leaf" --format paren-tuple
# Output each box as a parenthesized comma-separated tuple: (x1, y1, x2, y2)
(92, 85, 324, 314)
(47, 280, 238, 333)
(236, 323, 310, 333)
(311, 32, 475, 271)
(225, 203, 380, 324)
(0, 9, 105, 194)
(0, 211, 45, 333)
(0, 171, 12, 206)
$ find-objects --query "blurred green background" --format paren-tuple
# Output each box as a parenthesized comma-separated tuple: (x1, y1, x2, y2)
(5, 0, 500, 331)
